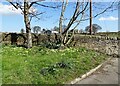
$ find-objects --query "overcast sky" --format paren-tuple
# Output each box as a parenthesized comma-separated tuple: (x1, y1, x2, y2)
(0, 0, 119, 32)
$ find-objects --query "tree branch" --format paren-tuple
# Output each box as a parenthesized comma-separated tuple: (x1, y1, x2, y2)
(29, 2, 36, 9)
(7, 1, 18, 9)
(29, 12, 45, 22)
(62, 1, 88, 35)
(34, 2, 61, 9)
(65, 13, 84, 45)
(74, 2, 116, 22)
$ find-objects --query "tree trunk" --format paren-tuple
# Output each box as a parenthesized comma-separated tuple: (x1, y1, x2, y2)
(59, 1, 68, 47)
(89, 0, 92, 35)
(24, 1, 32, 48)
(59, 0, 68, 34)
(25, 21, 32, 48)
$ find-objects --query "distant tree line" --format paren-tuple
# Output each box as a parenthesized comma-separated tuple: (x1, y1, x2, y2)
(21, 23, 101, 34)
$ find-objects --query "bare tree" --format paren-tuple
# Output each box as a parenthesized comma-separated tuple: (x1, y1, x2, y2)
(6, 0, 60, 48)
(59, 0, 88, 46)
(59, 0, 117, 47)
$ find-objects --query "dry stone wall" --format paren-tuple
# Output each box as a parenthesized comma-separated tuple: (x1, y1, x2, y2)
(74, 35, 119, 56)
(1, 33, 119, 56)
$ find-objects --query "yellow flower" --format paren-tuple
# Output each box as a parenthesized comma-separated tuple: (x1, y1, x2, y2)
(25, 50, 29, 53)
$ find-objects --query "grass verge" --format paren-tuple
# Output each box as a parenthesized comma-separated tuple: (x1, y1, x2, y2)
(1, 45, 109, 84)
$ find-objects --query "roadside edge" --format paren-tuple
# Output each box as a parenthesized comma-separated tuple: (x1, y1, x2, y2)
(69, 57, 112, 84)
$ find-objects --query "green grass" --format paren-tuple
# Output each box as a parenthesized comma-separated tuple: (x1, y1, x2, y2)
(0, 44, 2, 85)
(1, 45, 109, 84)
(76, 32, 119, 37)
(97, 32, 119, 37)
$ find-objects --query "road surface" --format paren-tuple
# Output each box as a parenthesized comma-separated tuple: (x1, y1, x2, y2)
(76, 57, 119, 84)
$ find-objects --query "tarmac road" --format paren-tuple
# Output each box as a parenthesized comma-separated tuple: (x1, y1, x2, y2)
(76, 57, 119, 84)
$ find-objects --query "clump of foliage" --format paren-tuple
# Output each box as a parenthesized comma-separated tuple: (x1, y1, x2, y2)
(41, 41, 61, 49)
(32, 26, 41, 34)
(40, 38, 61, 49)
(85, 24, 102, 34)
(40, 60, 72, 76)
